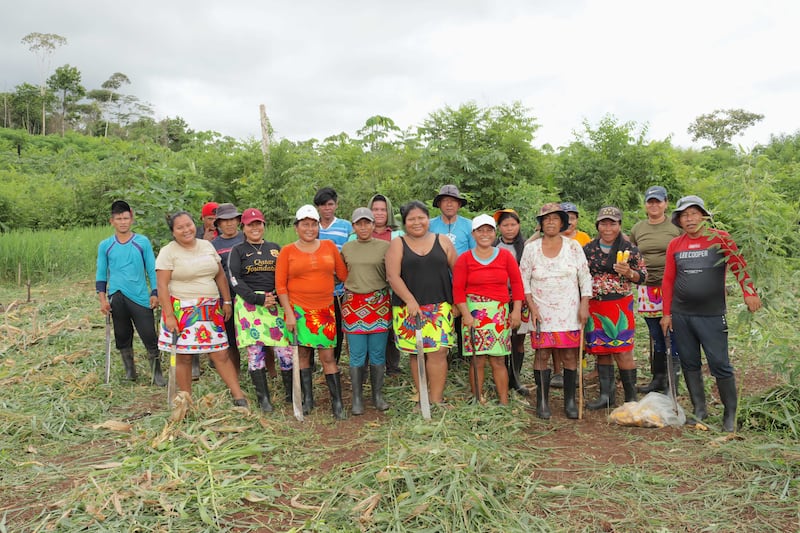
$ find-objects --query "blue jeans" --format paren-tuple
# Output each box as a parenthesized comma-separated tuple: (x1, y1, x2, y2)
(347, 331, 389, 367)
(644, 316, 678, 357)
(671, 313, 733, 378)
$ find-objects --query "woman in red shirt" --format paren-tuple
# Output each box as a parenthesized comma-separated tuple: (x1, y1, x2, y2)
(453, 214, 524, 405)
(276, 205, 349, 419)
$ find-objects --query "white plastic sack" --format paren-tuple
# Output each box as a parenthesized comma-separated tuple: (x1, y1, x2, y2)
(608, 391, 686, 428)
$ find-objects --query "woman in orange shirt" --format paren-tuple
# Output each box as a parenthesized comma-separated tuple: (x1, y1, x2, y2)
(276, 205, 349, 419)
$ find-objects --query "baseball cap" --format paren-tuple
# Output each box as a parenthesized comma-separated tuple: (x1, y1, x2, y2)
(471, 214, 497, 231)
(493, 208, 520, 224)
(560, 202, 579, 215)
(241, 208, 265, 225)
(201, 202, 218, 218)
(596, 206, 623, 222)
(295, 204, 320, 222)
(645, 186, 668, 202)
(351, 207, 375, 223)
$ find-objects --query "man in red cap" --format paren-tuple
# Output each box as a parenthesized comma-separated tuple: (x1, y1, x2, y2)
(197, 202, 219, 240)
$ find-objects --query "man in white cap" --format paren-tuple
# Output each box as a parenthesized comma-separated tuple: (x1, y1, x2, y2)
(661, 195, 761, 432)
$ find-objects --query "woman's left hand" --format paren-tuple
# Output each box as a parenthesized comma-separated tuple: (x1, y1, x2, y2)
(510, 309, 521, 330)
(222, 302, 232, 321)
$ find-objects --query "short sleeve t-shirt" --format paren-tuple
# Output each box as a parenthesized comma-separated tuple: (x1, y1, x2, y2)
(156, 239, 222, 300)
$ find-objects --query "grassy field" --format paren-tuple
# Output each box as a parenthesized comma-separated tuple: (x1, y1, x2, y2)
(1, 277, 798, 532)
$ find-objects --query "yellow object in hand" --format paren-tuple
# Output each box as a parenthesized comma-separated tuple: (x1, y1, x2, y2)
(616, 251, 623, 263)
(622, 250, 630, 262)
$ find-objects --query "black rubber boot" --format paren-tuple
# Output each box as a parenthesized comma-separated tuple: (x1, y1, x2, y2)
(587, 364, 616, 410)
(563, 369, 578, 419)
(683, 369, 707, 421)
(191, 354, 201, 381)
(326, 372, 346, 420)
(120, 347, 137, 381)
(350, 366, 365, 415)
(716, 376, 738, 432)
(249, 368, 274, 413)
(507, 352, 530, 396)
(620, 368, 637, 403)
(534, 369, 551, 419)
(281, 370, 293, 404)
(148, 350, 167, 387)
(637, 351, 667, 394)
(370, 364, 389, 411)
(300, 368, 314, 415)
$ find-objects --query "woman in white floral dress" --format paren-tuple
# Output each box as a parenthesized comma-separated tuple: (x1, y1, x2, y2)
(519, 203, 592, 419)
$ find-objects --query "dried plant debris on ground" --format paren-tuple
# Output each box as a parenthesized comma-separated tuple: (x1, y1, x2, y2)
(0, 282, 798, 532)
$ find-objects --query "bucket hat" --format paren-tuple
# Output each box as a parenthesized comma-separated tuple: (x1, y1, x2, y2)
(537, 202, 569, 232)
(214, 203, 241, 223)
(433, 184, 467, 208)
(671, 195, 710, 227)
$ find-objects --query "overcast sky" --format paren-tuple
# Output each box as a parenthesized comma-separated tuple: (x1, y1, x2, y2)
(2, 0, 797, 149)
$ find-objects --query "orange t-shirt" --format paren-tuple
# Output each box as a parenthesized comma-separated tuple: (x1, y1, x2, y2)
(572, 230, 592, 247)
(275, 240, 348, 309)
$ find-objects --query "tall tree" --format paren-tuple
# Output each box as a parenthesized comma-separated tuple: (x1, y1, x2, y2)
(47, 64, 85, 136)
(556, 114, 681, 215)
(687, 108, 765, 148)
(415, 101, 544, 213)
(89, 72, 131, 137)
(20, 32, 67, 135)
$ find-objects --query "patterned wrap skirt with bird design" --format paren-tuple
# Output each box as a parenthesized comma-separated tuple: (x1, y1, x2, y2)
(461, 294, 510, 357)
(392, 302, 454, 354)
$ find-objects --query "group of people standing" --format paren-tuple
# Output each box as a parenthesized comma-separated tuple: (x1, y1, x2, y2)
(97, 183, 760, 432)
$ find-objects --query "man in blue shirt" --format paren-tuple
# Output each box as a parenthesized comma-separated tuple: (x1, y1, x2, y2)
(429, 184, 475, 362)
(429, 184, 475, 255)
(96, 200, 165, 386)
(314, 187, 352, 364)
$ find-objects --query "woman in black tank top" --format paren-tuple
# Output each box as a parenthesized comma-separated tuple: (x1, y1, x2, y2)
(386, 201, 458, 406)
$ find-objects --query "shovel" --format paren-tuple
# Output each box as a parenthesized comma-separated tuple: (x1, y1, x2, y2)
(414, 315, 431, 420)
(291, 331, 304, 422)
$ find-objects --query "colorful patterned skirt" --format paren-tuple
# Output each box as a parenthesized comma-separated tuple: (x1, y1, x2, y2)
(637, 285, 664, 318)
(342, 288, 391, 334)
(585, 295, 635, 355)
(462, 295, 510, 357)
(293, 303, 337, 349)
(392, 302, 454, 355)
(158, 296, 228, 354)
(530, 330, 582, 350)
(234, 292, 289, 348)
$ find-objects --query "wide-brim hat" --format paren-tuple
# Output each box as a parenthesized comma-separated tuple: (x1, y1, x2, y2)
(433, 184, 467, 208)
(471, 214, 497, 231)
(295, 204, 320, 222)
(671, 195, 710, 227)
(241, 208, 265, 225)
(537, 202, 569, 232)
(214, 203, 241, 223)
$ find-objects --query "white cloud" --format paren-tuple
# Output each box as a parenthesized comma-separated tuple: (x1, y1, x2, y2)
(2, 0, 798, 148)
